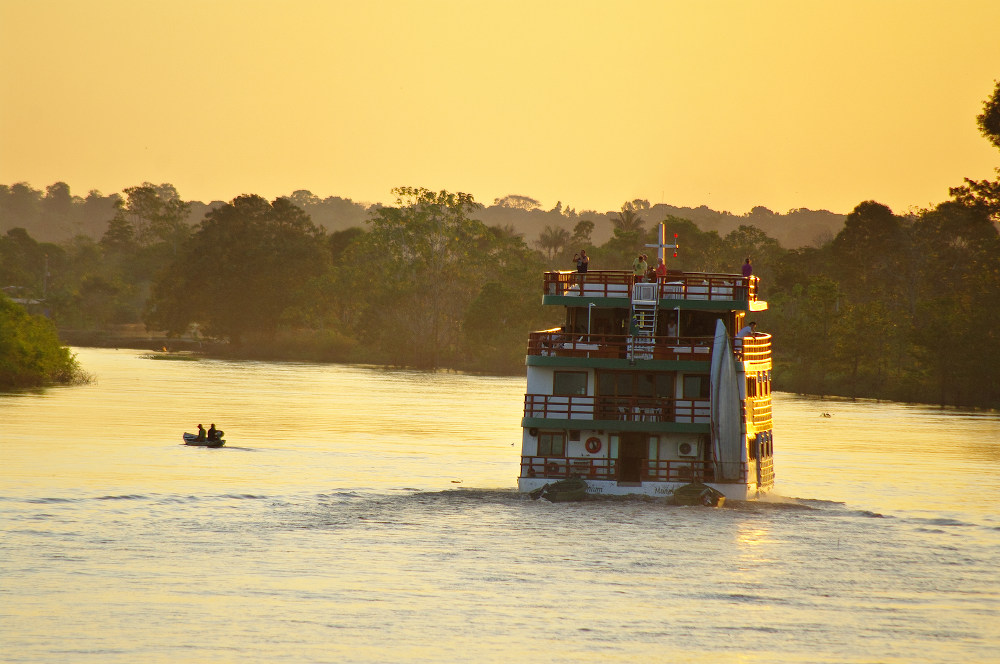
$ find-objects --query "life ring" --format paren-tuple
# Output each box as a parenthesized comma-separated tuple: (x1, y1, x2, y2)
(545, 461, 559, 475)
(585, 437, 602, 454)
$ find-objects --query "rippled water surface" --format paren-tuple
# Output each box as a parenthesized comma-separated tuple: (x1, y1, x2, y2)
(2, 348, 999, 663)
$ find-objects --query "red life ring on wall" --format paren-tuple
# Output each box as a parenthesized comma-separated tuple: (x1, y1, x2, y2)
(585, 437, 602, 454)
(545, 461, 559, 475)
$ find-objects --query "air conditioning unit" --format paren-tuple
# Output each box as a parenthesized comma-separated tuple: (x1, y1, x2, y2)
(677, 440, 699, 457)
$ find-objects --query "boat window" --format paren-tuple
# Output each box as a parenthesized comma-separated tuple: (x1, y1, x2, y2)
(597, 371, 674, 397)
(647, 435, 660, 460)
(683, 374, 710, 399)
(553, 371, 587, 396)
(644, 373, 674, 398)
(538, 432, 566, 456)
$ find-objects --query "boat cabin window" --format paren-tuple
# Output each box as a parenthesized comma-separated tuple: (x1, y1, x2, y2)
(597, 371, 674, 397)
(553, 371, 588, 396)
(538, 431, 566, 456)
(682, 374, 710, 399)
(567, 307, 627, 336)
(679, 311, 730, 337)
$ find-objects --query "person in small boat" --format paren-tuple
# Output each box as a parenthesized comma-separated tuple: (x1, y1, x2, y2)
(196, 424, 206, 442)
(207, 423, 218, 441)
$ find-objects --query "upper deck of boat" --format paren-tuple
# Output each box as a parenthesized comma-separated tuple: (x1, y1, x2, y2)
(543, 270, 767, 311)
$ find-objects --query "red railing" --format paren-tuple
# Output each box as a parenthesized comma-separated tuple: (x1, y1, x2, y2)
(739, 333, 771, 364)
(544, 270, 759, 302)
(529, 330, 772, 366)
(544, 270, 633, 298)
(528, 331, 715, 361)
(524, 394, 710, 423)
(758, 457, 775, 489)
(520, 456, 721, 482)
(748, 397, 773, 430)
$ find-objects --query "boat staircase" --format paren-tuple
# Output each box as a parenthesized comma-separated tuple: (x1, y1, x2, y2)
(628, 282, 658, 361)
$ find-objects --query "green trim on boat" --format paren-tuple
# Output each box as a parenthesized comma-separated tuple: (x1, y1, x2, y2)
(542, 295, 753, 311)
(526, 356, 708, 371)
(521, 417, 710, 433)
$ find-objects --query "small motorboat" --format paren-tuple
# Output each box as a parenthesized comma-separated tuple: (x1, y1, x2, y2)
(183, 432, 225, 448)
(530, 477, 589, 502)
(672, 482, 726, 507)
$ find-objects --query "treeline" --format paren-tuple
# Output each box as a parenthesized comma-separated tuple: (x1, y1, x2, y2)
(1, 83, 997, 406)
(2, 181, 997, 406)
(1, 181, 844, 250)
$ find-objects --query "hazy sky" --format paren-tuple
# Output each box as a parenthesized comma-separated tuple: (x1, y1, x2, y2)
(2, 0, 999, 215)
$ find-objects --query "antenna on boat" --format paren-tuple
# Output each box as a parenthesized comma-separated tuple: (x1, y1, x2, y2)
(645, 223, 679, 264)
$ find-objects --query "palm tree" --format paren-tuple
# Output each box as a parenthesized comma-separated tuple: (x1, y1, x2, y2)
(536, 225, 571, 260)
(611, 202, 646, 235)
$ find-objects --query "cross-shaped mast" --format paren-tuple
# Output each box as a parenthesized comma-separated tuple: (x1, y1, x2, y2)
(645, 223, 679, 264)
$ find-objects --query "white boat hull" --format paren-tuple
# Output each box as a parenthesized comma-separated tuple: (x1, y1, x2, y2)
(517, 477, 764, 502)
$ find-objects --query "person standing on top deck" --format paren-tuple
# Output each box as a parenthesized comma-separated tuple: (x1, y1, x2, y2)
(742, 257, 753, 278)
(572, 249, 590, 295)
(655, 258, 667, 280)
(632, 254, 648, 280)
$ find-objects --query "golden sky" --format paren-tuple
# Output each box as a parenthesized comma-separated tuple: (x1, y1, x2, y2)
(2, 0, 999, 215)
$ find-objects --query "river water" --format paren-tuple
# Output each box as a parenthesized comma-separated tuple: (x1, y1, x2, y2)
(2, 347, 998, 663)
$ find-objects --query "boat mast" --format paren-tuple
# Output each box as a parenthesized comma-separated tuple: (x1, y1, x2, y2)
(645, 223, 679, 265)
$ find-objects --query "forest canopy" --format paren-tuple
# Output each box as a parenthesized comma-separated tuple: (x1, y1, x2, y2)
(2, 81, 999, 407)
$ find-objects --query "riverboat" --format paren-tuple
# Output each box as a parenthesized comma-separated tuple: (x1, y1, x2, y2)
(517, 226, 774, 502)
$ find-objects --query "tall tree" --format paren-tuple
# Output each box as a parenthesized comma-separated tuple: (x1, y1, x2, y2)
(571, 219, 594, 247)
(610, 201, 646, 235)
(338, 187, 544, 368)
(976, 78, 1000, 150)
(1, 183, 42, 230)
(536, 225, 571, 260)
(105, 183, 191, 249)
(338, 187, 483, 366)
(146, 195, 328, 345)
(949, 80, 1000, 222)
(722, 224, 783, 277)
(830, 201, 903, 299)
(493, 194, 541, 211)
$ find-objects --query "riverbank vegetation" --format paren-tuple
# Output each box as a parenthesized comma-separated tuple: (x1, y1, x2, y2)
(2, 83, 998, 407)
(0, 294, 85, 388)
